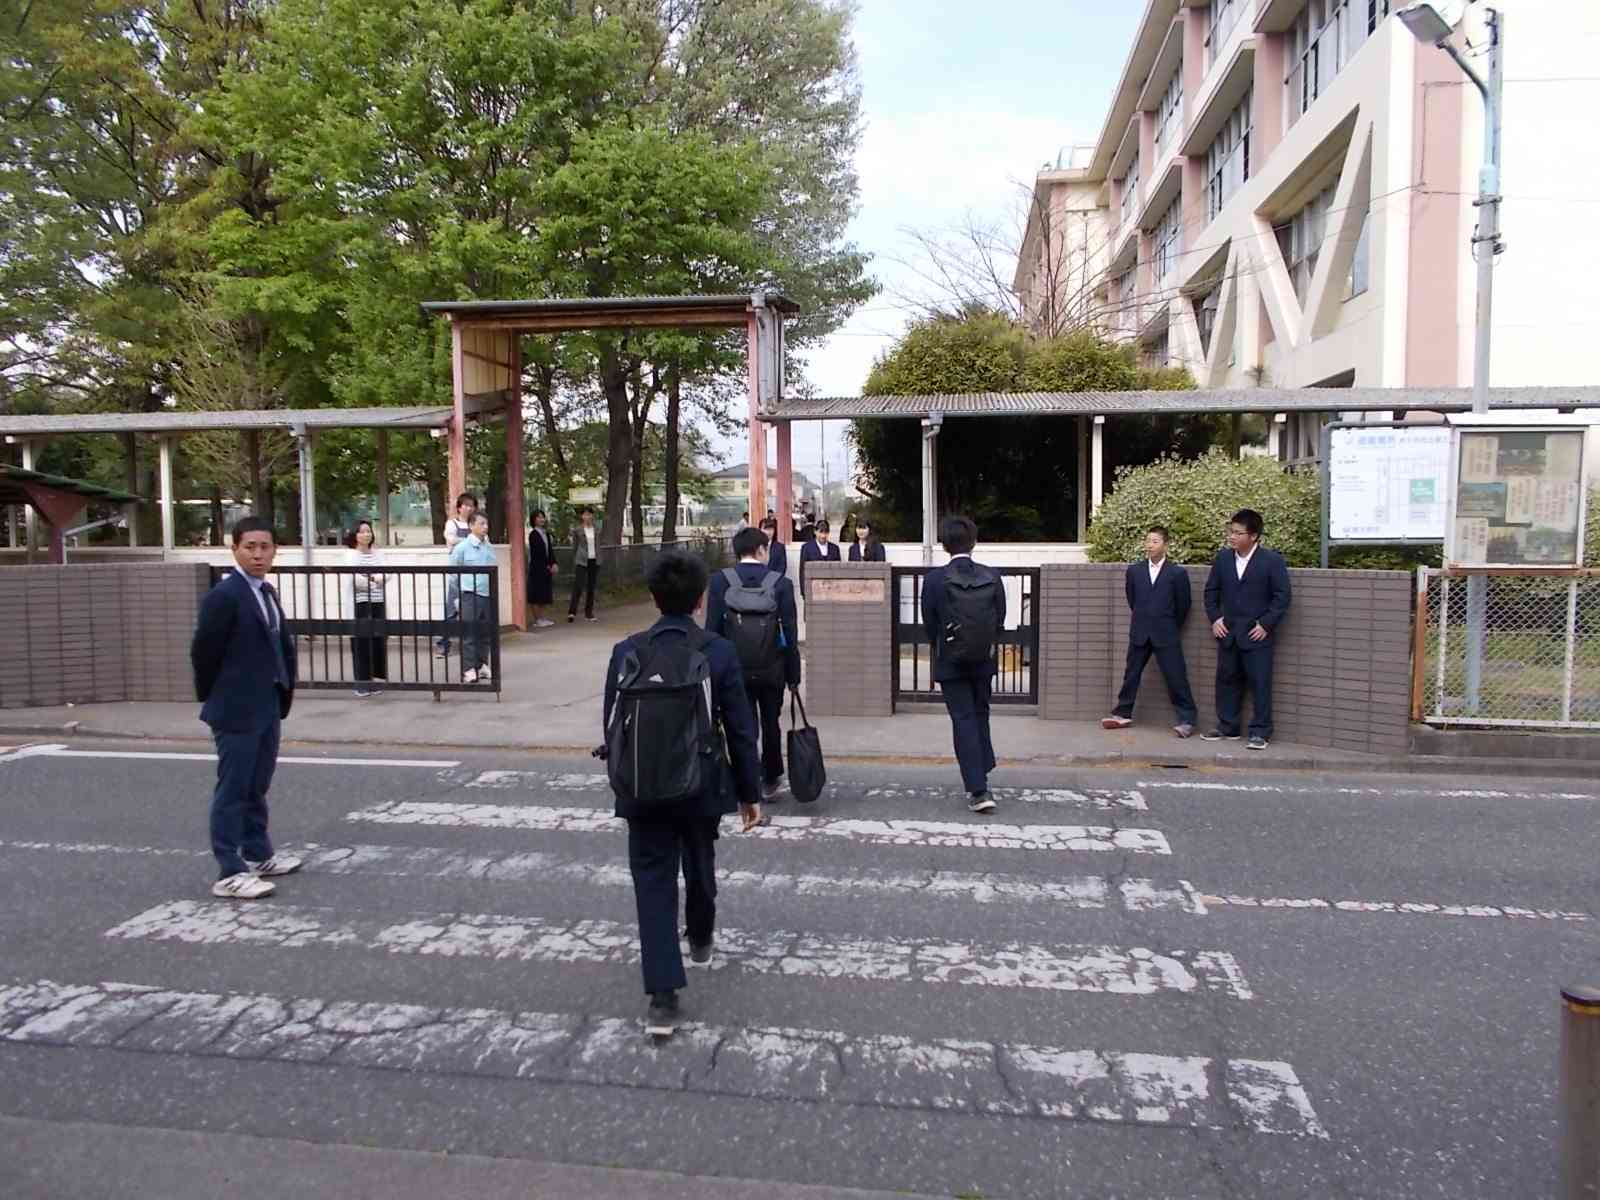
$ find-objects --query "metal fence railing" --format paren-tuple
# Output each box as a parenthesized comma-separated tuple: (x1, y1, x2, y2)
(1416, 567, 1600, 729)
(891, 568, 1040, 706)
(588, 536, 732, 593)
(212, 565, 500, 700)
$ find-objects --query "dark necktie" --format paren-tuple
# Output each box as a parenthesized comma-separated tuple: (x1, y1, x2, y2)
(261, 582, 291, 689)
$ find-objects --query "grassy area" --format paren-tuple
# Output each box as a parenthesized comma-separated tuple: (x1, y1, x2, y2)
(1424, 625, 1600, 721)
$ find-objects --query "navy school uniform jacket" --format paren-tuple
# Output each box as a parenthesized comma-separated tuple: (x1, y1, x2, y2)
(191, 569, 298, 732)
(798, 538, 840, 595)
(602, 615, 762, 819)
(920, 556, 1007, 683)
(1203, 546, 1292, 652)
(848, 539, 886, 563)
(705, 561, 802, 688)
(1125, 559, 1192, 648)
(766, 538, 788, 577)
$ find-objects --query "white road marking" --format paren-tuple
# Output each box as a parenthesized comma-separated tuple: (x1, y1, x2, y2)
(0, 978, 1323, 1135)
(0, 837, 1204, 912)
(345, 800, 1172, 855)
(1136, 779, 1597, 801)
(1201, 892, 1590, 921)
(866, 786, 1148, 812)
(0, 744, 458, 769)
(106, 901, 1250, 999)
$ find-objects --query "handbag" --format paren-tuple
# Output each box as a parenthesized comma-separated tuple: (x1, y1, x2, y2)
(785, 686, 826, 804)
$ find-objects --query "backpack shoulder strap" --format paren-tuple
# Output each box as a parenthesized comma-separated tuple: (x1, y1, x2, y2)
(721, 567, 743, 589)
(759, 571, 781, 594)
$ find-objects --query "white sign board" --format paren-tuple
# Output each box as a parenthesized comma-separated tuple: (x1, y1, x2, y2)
(1328, 426, 1452, 542)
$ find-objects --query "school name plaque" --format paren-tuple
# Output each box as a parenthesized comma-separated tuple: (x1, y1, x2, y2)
(810, 578, 886, 603)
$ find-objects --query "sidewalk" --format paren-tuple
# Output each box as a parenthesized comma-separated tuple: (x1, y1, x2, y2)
(0, 600, 1570, 776)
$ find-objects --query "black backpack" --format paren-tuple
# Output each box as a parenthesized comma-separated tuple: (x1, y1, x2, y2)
(720, 567, 784, 687)
(941, 564, 1000, 667)
(605, 626, 720, 811)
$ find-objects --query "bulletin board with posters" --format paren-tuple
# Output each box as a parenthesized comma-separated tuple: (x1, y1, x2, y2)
(1445, 427, 1588, 567)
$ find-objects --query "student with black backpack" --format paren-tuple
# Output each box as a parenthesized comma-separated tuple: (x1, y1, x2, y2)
(921, 516, 1006, 813)
(707, 526, 802, 801)
(601, 551, 763, 1039)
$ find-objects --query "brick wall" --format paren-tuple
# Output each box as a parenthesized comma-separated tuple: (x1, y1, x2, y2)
(0, 563, 210, 708)
(1039, 563, 1412, 755)
(802, 562, 893, 717)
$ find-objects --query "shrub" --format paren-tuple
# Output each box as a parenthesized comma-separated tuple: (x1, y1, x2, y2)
(1086, 450, 1322, 567)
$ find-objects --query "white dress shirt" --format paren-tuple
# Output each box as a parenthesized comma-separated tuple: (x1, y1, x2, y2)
(584, 527, 597, 561)
(1148, 558, 1164, 586)
(243, 573, 277, 631)
(1234, 545, 1257, 580)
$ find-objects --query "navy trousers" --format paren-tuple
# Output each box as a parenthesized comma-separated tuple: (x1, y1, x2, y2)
(1215, 641, 1275, 739)
(209, 719, 280, 878)
(746, 682, 784, 785)
(627, 816, 719, 995)
(939, 670, 996, 795)
(1113, 640, 1197, 725)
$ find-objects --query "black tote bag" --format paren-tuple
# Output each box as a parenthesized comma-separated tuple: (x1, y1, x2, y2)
(785, 686, 826, 804)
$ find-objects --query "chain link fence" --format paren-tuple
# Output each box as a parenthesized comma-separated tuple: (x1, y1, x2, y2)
(593, 537, 732, 596)
(1418, 567, 1600, 728)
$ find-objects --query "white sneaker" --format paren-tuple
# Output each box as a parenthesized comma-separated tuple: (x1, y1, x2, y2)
(213, 872, 275, 900)
(463, 669, 478, 684)
(535, 619, 555, 628)
(247, 854, 303, 877)
(477, 666, 492, 682)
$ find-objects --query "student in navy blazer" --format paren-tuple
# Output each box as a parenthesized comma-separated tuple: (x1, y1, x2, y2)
(798, 519, 840, 598)
(759, 516, 787, 576)
(1202, 508, 1292, 748)
(1103, 526, 1198, 736)
(190, 518, 301, 900)
(921, 516, 1006, 812)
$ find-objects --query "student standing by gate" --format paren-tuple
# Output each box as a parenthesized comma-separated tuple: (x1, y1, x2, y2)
(1102, 526, 1197, 737)
(450, 511, 496, 684)
(1202, 509, 1291, 750)
(568, 506, 600, 622)
(798, 518, 840, 597)
(921, 516, 1005, 813)
(601, 551, 762, 1038)
(347, 519, 388, 697)
(707, 526, 801, 801)
(436, 492, 477, 658)
(190, 517, 301, 900)
(526, 509, 557, 628)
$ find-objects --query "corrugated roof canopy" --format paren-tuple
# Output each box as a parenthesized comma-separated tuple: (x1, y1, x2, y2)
(0, 406, 455, 437)
(421, 292, 798, 332)
(0, 464, 140, 505)
(763, 387, 1600, 421)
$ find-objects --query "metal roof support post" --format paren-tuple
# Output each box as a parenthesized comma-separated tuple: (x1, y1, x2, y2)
(294, 425, 316, 569)
(1269, 412, 1286, 462)
(746, 298, 768, 528)
(775, 421, 794, 545)
(448, 321, 467, 510)
(1076, 416, 1090, 540)
(505, 336, 528, 632)
(1091, 416, 1106, 518)
(123, 432, 139, 547)
(157, 436, 175, 553)
(376, 430, 391, 547)
(19, 439, 39, 561)
(921, 414, 942, 567)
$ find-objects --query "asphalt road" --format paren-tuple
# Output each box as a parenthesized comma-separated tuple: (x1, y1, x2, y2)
(1, 737, 1596, 1199)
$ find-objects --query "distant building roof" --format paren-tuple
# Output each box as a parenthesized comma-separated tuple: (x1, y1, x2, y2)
(709, 462, 816, 490)
(762, 387, 1600, 421)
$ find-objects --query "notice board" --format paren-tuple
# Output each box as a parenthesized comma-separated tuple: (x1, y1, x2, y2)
(1327, 425, 1452, 543)
(1448, 428, 1586, 566)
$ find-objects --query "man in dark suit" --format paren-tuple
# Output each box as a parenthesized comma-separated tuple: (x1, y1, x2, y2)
(759, 515, 787, 577)
(921, 515, 1006, 813)
(1103, 525, 1198, 738)
(707, 526, 802, 801)
(798, 518, 840, 598)
(603, 551, 761, 1038)
(1202, 508, 1292, 750)
(191, 517, 301, 900)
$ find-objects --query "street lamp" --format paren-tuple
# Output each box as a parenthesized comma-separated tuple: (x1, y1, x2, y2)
(1397, 0, 1502, 415)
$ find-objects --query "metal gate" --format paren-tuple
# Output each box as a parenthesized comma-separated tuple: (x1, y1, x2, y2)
(892, 567, 1039, 705)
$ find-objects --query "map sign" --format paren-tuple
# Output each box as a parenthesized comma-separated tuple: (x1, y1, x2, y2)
(1328, 426, 1452, 542)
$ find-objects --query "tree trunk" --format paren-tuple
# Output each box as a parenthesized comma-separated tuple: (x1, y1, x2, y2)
(485, 421, 508, 543)
(598, 347, 633, 549)
(245, 431, 263, 517)
(661, 362, 682, 544)
(208, 485, 224, 546)
(627, 365, 655, 545)
(425, 457, 446, 544)
(530, 360, 567, 484)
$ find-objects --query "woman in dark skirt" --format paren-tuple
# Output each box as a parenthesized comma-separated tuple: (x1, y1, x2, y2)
(526, 509, 557, 627)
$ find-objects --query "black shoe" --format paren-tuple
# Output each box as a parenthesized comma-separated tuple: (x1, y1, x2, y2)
(1247, 735, 1270, 750)
(967, 792, 997, 813)
(567, 613, 575, 623)
(688, 938, 714, 968)
(761, 778, 784, 802)
(645, 990, 680, 1037)
(1200, 729, 1241, 742)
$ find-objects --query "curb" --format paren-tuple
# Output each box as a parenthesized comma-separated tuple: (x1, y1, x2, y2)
(3, 720, 1597, 782)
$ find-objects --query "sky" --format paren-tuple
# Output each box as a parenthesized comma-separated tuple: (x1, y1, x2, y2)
(762, 0, 1145, 490)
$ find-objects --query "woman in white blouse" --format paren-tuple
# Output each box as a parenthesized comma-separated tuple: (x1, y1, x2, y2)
(347, 519, 387, 697)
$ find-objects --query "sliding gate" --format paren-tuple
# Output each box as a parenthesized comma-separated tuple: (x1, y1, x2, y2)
(891, 567, 1039, 705)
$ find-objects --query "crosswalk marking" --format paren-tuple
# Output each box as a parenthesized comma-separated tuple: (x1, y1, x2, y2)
(0, 978, 1324, 1136)
(106, 901, 1252, 999)
(865, 786, 1148, 812)
(1201, 892, 1590, 921)
(1136, 778, 1597, 802)
(464, 770, 608, 790)
(345, 800, 1173, 855)
(0, 743, 459, 769)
